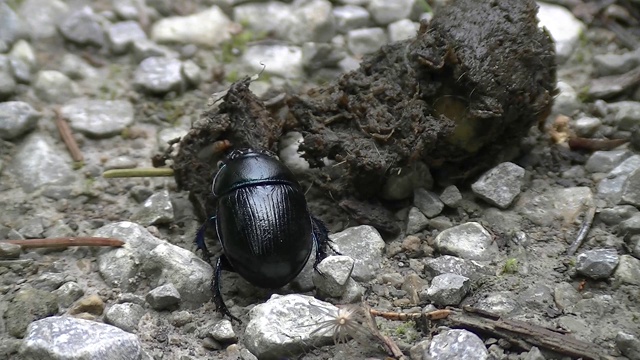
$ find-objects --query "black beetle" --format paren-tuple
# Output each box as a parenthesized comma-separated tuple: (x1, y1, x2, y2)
(196, 148, 330, 320)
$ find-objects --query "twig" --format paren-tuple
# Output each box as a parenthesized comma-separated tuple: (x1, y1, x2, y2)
(567, 201, 596, 255)
(53, 108, 84, 163)
(367, 305, 611, 359)
(361, 301, 408, 360)
(2, 237, 125, 249)
(370, 308, 451, 321)
(103, 168, 175, 178)
(568, 137, 628, 151)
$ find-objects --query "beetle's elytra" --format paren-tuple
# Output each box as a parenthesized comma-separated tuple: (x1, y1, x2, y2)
(196, 148, 330, 320)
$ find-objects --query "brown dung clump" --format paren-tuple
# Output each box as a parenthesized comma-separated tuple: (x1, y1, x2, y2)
(156, 0, 556, 220)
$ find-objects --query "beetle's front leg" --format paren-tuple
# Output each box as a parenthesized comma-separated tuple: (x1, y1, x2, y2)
(196, 216, 216, 265)
(311, 216, 341, 274)
(212, 255, 241, 322)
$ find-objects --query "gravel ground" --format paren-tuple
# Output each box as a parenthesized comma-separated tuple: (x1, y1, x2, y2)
(1, 0, 640, 360)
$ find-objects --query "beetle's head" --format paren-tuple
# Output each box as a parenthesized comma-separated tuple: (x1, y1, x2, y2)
(219, 148, 276, 168)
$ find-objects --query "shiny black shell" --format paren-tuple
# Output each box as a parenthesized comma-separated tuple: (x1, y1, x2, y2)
(212, 150, 313, 288)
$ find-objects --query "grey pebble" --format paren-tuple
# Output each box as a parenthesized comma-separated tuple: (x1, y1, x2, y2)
(207, 319, 237, 343)
(146, 283, 181, 310)
(19, 0, 68, 39)
(134, 57, 184, 95)
(518, 284, 554, 312)
(0, 2, 29, 51)
(5, 287, 59, 338)
(105, 303, 146, 332)
(20, 316, 144, 359)
(58, 6, 105, 47)
(619, 213, 640, 236)
(32, 272, 67, 291)
(406, 207, 429, 235)
(104, 156, 138, 170)
(242, 44, 303, 79)
(151, 6, 233, 47)
(613, 255, 640, 286)
(613, 101, 640, 131)
(312, 255, 355, 298)
(474, 292, 521, 316)
(368, 0, 415, 25)
(53, 281, 85, 308)
(33, 70, 78, 103)
(130, 185, 154, 203)
(329, 225, 385, 281)
(425, 273, 470, 306)
(244, 294, 339, 359)
(107, 21, 147, 54)
(585, 149, 631, 173)
(426, 329, 488, 360)
(594, 48, 640, 76)
(0, 242, 21, 259)
(61, 98, 134, 138)
(347, 27, 387, 55)
(414, 188, 444, 218)
(170, 310, 193, 327)
(0, 101, 39, 140)
(302, 43, 345, 71)
(576, 249, 620, 279)
(599, 205, 639, 225)
(117, 293, 146, 306)
(616, 331, 640, 360)
(552, 81, 581, 115)
(9, 57, 31, 83)
(517, 187, 592, 227)
(132, 38, 177, 62)
(434, 222, 498, 261)
(282, 0, 336, 44)
(233, 2, 293, 36)
(388, 19, 419, 42)
(157, 127, 188, 151)
(333, 5, 371, 33)
(131, 189, 174, 226)
(627, 235, 640, 259)
(0, 70, 16, 100)
(621, 168, 640, 207)
(181, 60, 202, 87)
(96, 222, 212, 307)
(113, 0, 139, 20)
(471, 162, 525, 209)
(10, 134, 76, 193)
(60, 53, 95, 80)
(424, 255, 489, 280)
(553, 282, 582, 311)
(439, 186, 462, 208)
(573, 116, 602, 137)
(598, 155, 640, 204)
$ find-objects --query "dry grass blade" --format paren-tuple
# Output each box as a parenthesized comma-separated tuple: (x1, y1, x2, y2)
(2, 237, 125, 249)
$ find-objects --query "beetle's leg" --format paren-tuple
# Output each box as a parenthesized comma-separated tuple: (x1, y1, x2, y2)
(212, 255, 241, 323)
(311, 216, 339, 274)
(195, 216, 216, 265)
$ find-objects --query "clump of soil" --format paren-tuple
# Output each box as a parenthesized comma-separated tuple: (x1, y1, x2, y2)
(156, 0, 556, 219)
(291, 0, 556, 198)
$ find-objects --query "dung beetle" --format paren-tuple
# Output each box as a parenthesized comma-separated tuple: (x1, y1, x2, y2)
(196, 148, 330, 320)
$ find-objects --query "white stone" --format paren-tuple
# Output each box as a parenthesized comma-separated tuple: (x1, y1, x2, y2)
(388, 19, 418, 43)
(241, 44, 303, 79)
(537, 2, 585, 63)
(151, 6, 234, 47)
